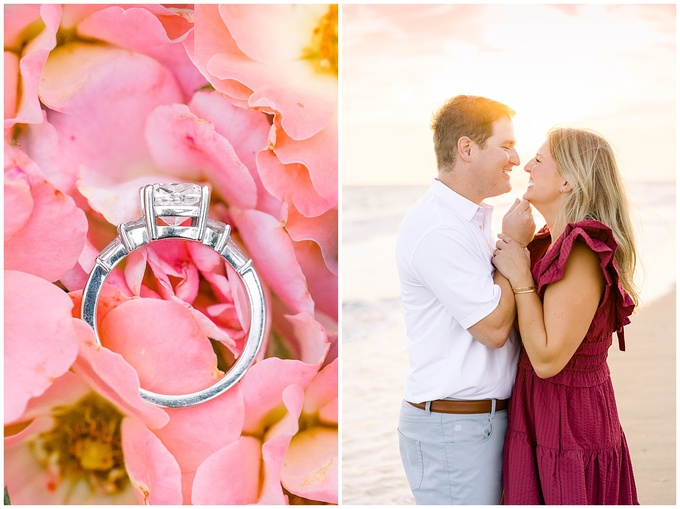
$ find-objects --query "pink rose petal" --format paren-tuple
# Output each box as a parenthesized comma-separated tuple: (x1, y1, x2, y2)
(23, 114, 77, 194)
(239, 357, 319, 435)
(234, 208, 315, 316)
(259, 383, 305, 504)
(60, 5, 110, 28)
(292, 238, 339, 322)
(77, 175, 169, 226)
(123, 249, 147, 296)
(153, 387, 245, 502)
(146, 103, 257, 210)
(259, 433, 293, 504)
(4, 147, 88, 282)
(266, 384, 305, 441)
(60, 238, 101, 292)
(180, 298, 238, 352)
(121, 417, 183, 504)
(188, 90, 283, 217)
(188, 90, 269, 174)
(76, 5, 204, 99)
(99, 298, 222, 396)
(277, 312, 330, 366)
(144, 240, 200, 303)
(303, 359, 338, 424)
(4, 270, 81, 424)
(4, 166, 33, 237)
(186, 5, 253, 104)
(186, 243, 253, 338)
(220, 5, 324, 63)
(285, 202, 338, 275)
(77, 6, 189, 52)
(72, 332, 169, 430)
(12, 371, 90, 427)
(257, 146, 334, 218)
(273, 114, 338, 210)
(4, 4, 61, 129)
(4, 51, 19, 118)
(191, 5, 336, 141)
(4, 415, 55, 448)
(208, 53, 337, 141)
(127, 241, 239, 351)
(4, 5, 42, 48)
(213, 5, 337, 141)
(191, 436, 262, 504)
(38, 42, 183, 183)
(281, 427, 338, 503)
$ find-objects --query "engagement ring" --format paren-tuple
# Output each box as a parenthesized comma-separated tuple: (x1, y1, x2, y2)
(81, 183, 266, 408)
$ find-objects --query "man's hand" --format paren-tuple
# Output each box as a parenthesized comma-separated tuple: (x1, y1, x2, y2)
(502, 198, 535, 247)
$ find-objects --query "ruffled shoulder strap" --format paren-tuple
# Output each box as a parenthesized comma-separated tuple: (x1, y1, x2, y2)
(532, 220, 635, 351)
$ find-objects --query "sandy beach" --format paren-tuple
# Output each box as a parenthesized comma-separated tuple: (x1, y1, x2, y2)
(341, 288, 676, 505)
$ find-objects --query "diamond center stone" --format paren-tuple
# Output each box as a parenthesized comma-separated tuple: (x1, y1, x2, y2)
(158, 216, 192, 226)
(154, 183, 202, 206)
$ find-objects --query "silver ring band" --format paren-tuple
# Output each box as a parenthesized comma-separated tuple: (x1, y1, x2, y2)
(81, 183, 266, 408)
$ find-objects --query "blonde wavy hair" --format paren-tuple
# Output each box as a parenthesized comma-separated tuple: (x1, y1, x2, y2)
(548, 127, 640, 307)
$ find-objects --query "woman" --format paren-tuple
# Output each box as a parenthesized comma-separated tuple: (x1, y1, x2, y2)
(492, 127, 639, 504)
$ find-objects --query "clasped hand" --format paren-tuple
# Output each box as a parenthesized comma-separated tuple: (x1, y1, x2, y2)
(492, 233, 531, 286)
(494, 198, 535, 285)
(502, 198, 535, 247)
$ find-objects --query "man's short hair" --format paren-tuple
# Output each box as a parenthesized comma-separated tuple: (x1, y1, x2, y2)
(431, 95, 515, 171)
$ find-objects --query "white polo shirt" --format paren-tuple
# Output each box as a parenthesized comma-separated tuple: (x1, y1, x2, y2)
(396, 179, 519, 403)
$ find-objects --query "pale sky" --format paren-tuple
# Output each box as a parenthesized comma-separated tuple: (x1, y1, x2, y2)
(342, 4, 676, 186)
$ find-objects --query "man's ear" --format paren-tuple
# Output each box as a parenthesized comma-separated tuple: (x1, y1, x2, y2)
(458, 136, 473, 163)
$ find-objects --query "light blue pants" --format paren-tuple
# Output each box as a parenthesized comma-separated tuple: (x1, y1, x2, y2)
(397, 399, 508, 505)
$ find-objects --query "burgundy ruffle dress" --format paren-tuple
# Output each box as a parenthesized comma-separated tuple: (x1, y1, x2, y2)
(503, 220, 639, 505)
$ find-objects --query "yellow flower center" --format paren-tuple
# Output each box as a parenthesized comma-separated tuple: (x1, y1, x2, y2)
(303, 5, 338, 75)
(31, 393, 129, 496)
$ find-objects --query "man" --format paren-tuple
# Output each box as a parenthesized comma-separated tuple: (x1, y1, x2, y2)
(395, 95, 535, 504)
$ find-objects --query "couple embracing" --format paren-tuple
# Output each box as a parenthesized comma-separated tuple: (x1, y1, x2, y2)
(396, 95, 639, 505)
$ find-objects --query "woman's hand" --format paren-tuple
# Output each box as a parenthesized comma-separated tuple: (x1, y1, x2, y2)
(502, 198, 535, 247)
(492, 233, 533, 287)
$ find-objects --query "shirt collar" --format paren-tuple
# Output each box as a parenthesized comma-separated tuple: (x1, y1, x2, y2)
(429, 178, 493, 222)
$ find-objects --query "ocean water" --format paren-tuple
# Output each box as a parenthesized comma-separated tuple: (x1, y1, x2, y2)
(342, 182, 676, 342)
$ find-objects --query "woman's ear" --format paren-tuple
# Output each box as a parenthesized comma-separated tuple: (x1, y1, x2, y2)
(561, 181, 573, 193)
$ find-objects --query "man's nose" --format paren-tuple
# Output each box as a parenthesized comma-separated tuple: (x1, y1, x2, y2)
(508, 147, 520, 166)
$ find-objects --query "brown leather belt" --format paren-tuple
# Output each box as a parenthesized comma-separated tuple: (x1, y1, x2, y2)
(408, 398, 509, 414)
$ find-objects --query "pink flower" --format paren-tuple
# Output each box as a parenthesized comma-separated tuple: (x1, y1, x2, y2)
(4, 145, 88, 282)
(190, 4, 337, 139)
(188, 4, 339, 215)
(4, 3, 337, 504)
(191, 357, 338, 504)
(5, 372, 182, 504)
(5, 272, 178, 504)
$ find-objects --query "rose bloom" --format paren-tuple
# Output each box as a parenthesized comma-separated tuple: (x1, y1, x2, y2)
(4, 3, 338, 505)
